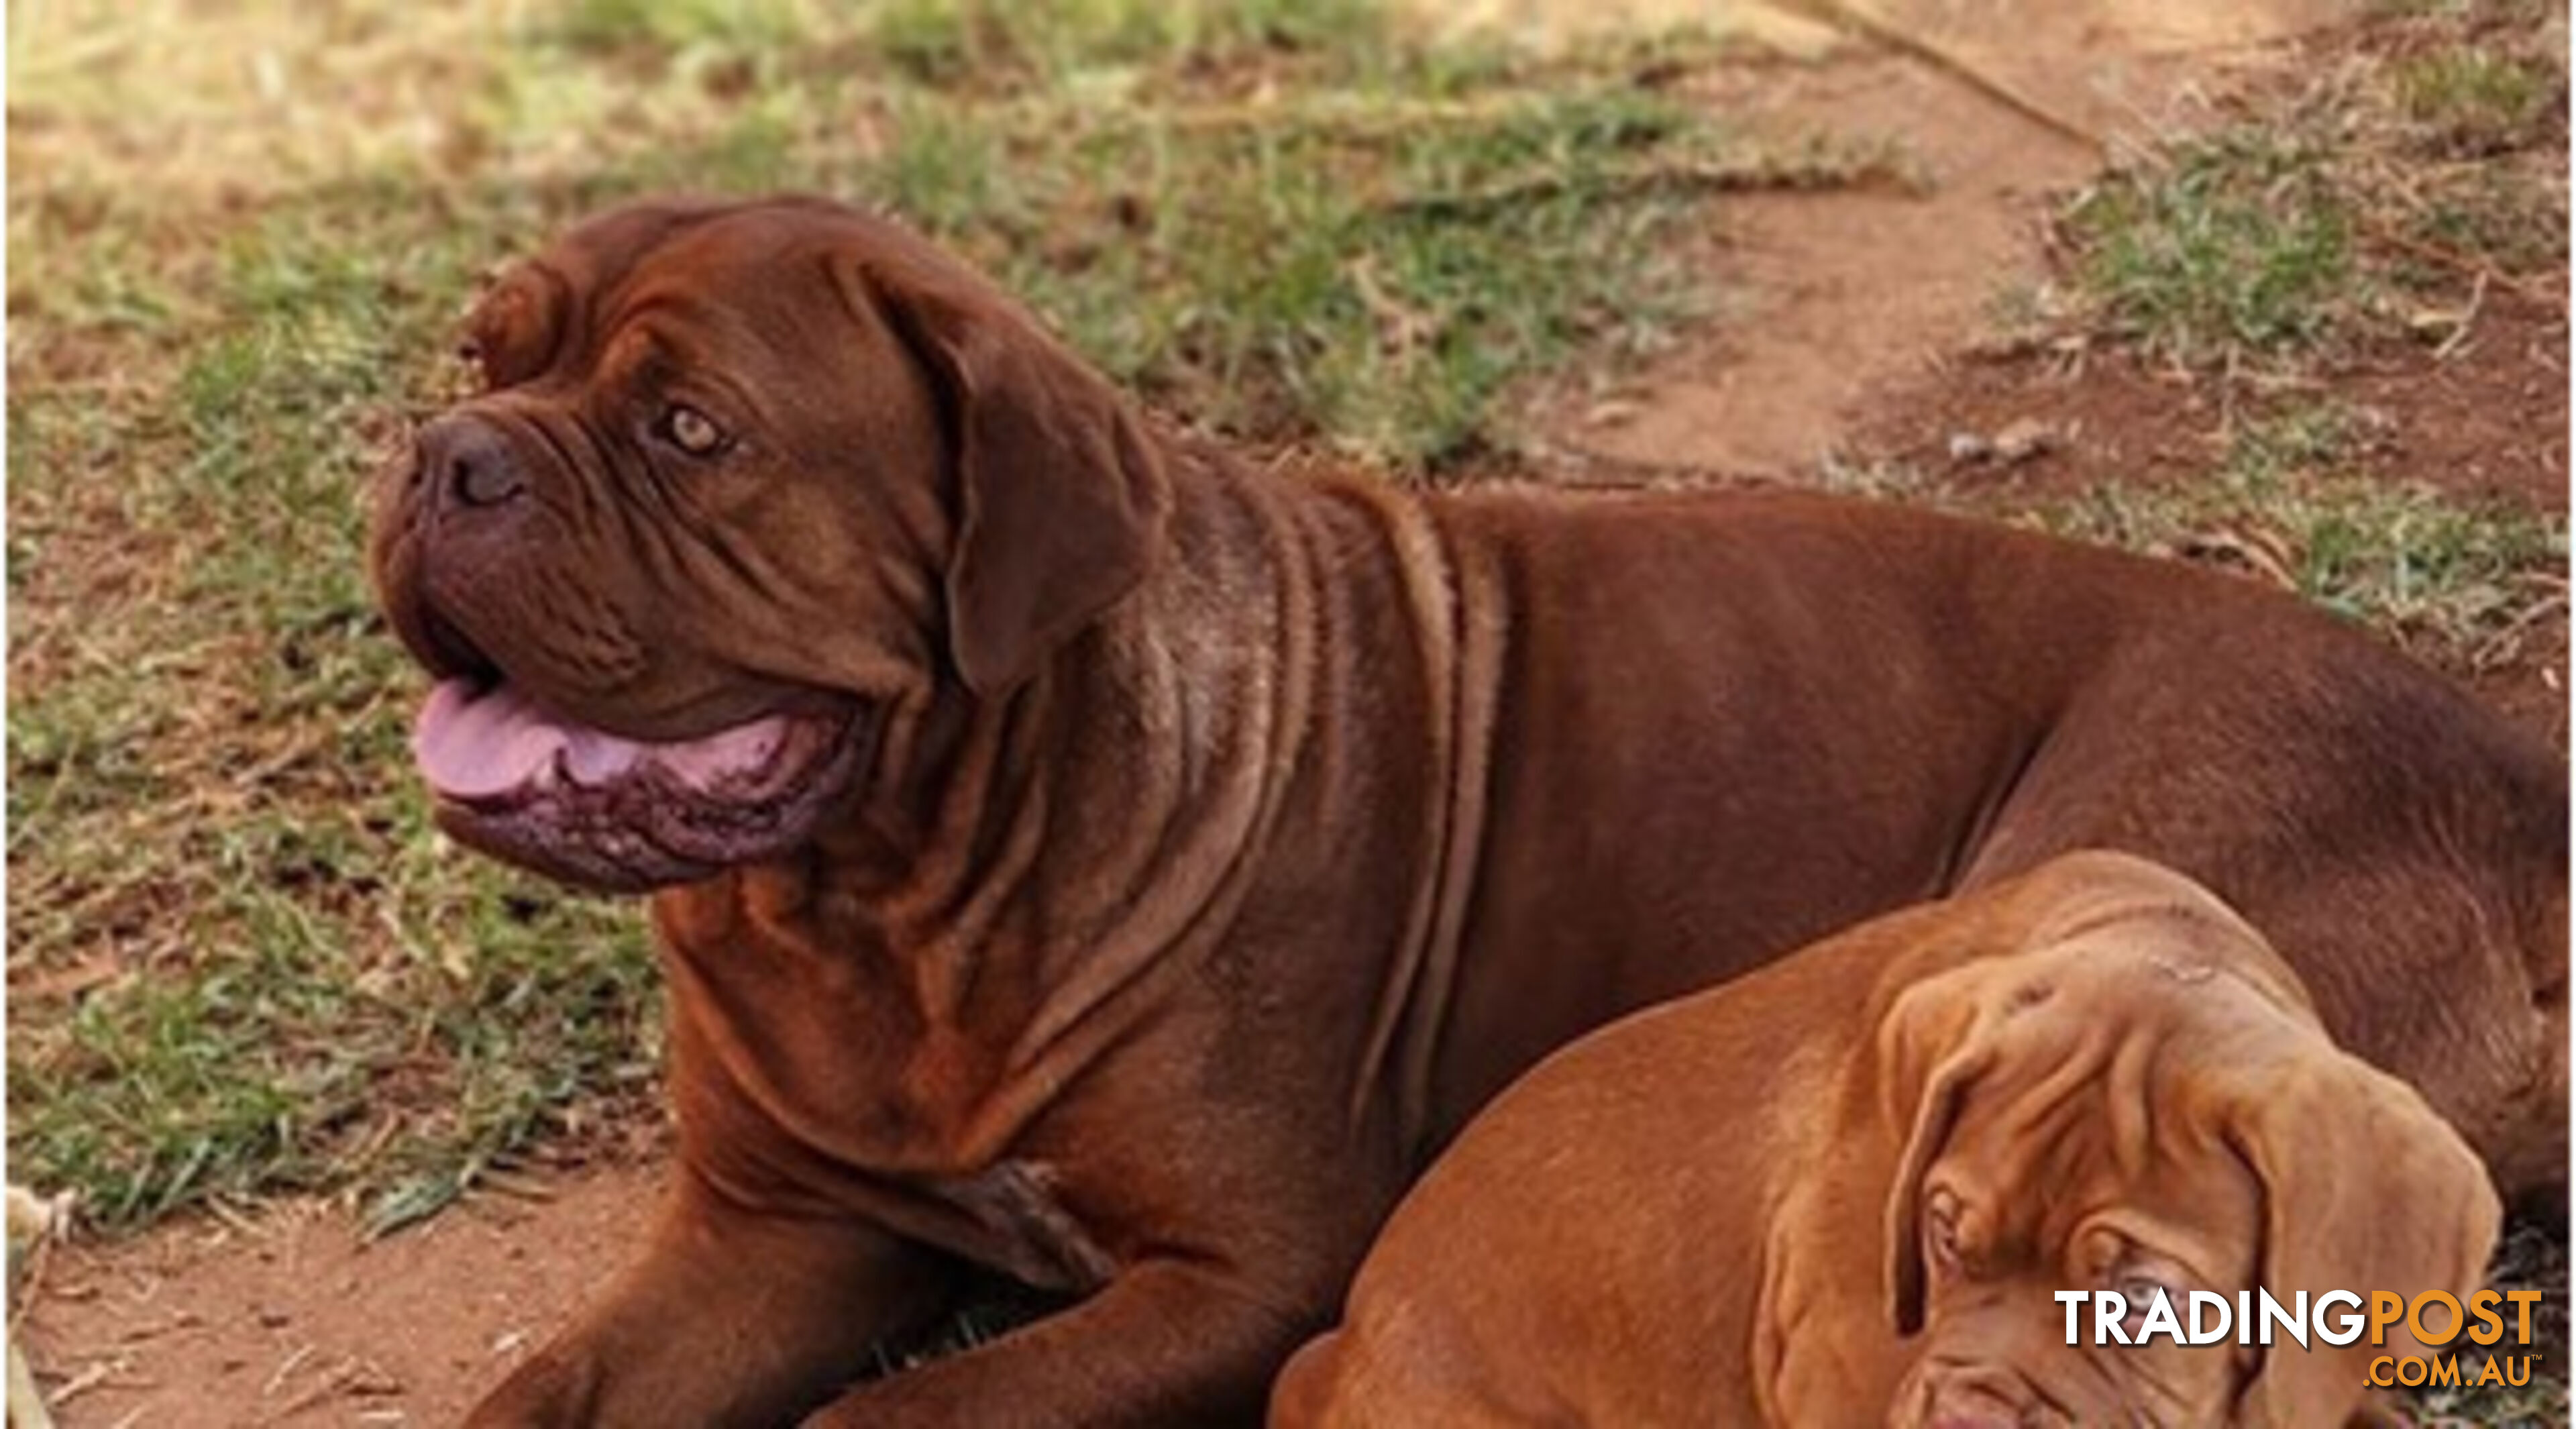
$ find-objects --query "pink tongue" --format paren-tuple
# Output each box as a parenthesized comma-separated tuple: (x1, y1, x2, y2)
(413, 680, 788, 800)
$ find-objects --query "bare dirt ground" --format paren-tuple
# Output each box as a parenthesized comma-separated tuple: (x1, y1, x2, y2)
(1528, 0, 2358, 481)
(17, 1167, 657, 1427)
(18, 2, 2563, 1425)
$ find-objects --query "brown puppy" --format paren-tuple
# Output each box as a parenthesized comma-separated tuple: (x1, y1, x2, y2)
(1269, 852, 2502, 1428)
(368, 196, 2563, 1427)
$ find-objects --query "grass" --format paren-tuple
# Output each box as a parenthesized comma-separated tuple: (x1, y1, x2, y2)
(2394, 42, 2560, 156)
(2055, 0, 2565, 373)
(6, 0, 1894, 1233)
(2049, 402, 2567, 670)
(2063, 127, 2361, 368)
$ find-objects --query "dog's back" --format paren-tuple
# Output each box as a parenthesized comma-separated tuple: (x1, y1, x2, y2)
(1411, 486, 2565, 1195)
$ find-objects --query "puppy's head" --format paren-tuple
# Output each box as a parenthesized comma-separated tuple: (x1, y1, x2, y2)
(369, 196, 1169, 891)
(1878, 855, 2498, 1428)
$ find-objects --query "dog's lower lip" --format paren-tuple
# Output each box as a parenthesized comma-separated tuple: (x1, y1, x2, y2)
(423, 698, 876, 894)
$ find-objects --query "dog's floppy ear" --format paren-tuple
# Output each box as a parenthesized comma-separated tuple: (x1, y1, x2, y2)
(1875, 967, 2001, 1337)
(2225, 1053, 2500, 1425)
(853, 248, 1172, 698)
(1884, 1049, 1974, 1336)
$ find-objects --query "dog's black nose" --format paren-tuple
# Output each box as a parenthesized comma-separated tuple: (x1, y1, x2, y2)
(420, 414, 527, 509)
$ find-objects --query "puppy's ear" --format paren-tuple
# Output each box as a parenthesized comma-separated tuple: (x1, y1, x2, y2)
(1876, 969, 2000, 1337)
(2226, 1055, 2500, 1425)
(1884, 1057, 1970, 1336)
(855, 252, 1172, 697)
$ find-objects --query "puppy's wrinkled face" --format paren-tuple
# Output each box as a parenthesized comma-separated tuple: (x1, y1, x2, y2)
(1884, 949, 2276, 1429)
(370, 198, 955, 891)
(1877, 878, 2498, 1429)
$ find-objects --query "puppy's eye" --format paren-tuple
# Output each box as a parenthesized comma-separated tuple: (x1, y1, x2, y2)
(2109, 1270, 2179, 1323)
(660, 403, 729, 457)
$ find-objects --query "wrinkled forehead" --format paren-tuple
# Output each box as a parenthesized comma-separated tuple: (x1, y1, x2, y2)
(562, 200, 857, 296)
(1937, 974, 2269, 1259)
(1943, 1077, 2261, 1238)
(467, 200, 875, 376)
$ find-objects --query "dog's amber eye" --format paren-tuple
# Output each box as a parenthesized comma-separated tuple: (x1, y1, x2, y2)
(661, 404, 728, 457)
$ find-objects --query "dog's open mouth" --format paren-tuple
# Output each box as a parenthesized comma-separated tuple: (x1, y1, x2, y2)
(413, 678, 866, 893)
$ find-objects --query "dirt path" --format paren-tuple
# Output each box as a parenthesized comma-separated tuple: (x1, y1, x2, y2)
(25, 3, 2547, 1426)
(19, 1166, 661, 1428)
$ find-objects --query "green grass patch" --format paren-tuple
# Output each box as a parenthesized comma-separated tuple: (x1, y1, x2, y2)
(2062, 129, 2360, 368)
(2394, 43, 2559, 156)
(2050, 407, 2565, 667)
(2053, 0, 2564, 373)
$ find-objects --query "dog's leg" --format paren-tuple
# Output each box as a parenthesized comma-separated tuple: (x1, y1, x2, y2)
(802, 1256, 1318, 1428)
(466, 1171, 957, 1429)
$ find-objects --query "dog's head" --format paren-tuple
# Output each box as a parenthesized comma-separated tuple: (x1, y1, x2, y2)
(1878, 855, 2499, 1428)
(370, 196, 1169, 891)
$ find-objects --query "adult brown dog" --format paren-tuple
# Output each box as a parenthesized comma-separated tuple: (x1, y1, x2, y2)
(368, 195, 2565, 1426)
(1266, 851, 2503, 1428)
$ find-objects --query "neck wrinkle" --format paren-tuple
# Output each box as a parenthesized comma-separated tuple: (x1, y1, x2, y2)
(890, 672, 1057, 1033)
(792, 672, 1035, 1000)
(1335, 484, 1503, 1163)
